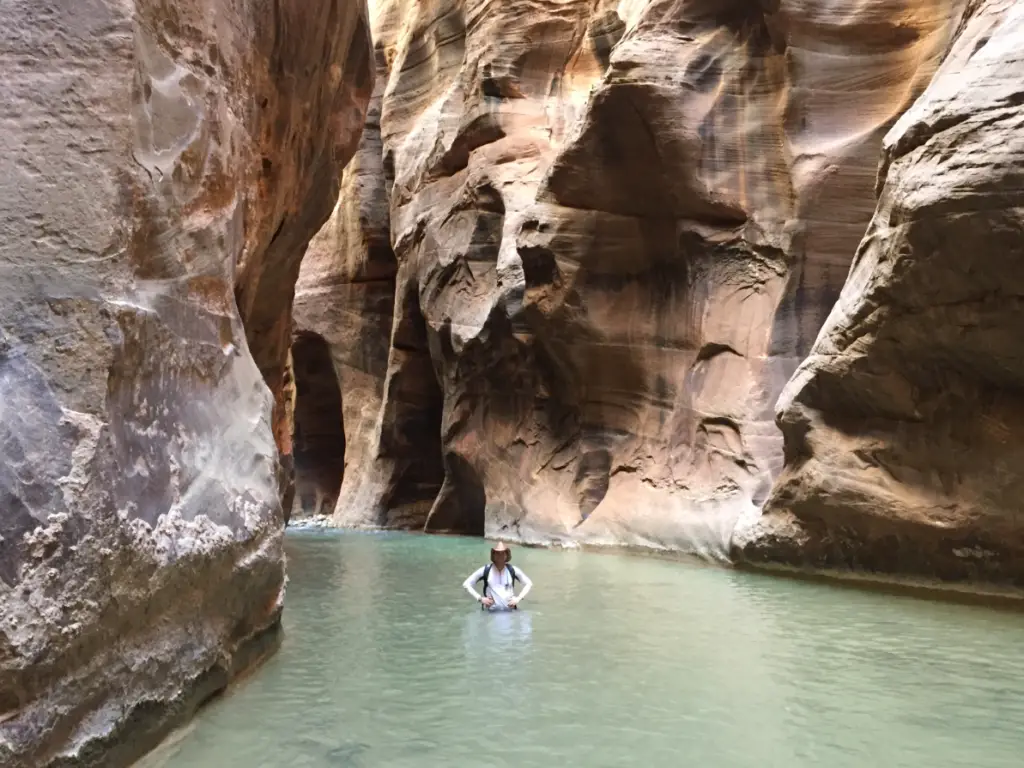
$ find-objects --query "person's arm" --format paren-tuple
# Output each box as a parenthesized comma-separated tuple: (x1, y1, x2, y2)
(511, 569, 532, 605)
(463, 567, 487, 603)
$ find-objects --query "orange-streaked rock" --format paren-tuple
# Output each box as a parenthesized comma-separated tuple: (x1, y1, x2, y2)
(293, 37, 446, 525)
(735, 0, 1024, 588)
(333, 0, 963, 553)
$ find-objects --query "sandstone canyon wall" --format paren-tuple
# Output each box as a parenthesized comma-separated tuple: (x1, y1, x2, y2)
(0, 1, 370, 766)
(735, 0, 1024, 588)
(307, 0, 970, 558)
(292, 45, 447, 527)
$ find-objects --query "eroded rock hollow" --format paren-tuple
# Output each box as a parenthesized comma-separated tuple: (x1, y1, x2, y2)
(0, 1, 371, 765)
(307, 0, 985, 561)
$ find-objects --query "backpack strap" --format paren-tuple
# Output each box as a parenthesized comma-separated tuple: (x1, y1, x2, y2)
(478, 563, 492, 597)
(508, 565, 517, 585)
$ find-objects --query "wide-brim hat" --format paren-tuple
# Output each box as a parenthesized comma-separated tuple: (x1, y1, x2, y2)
(490, 541, 511, 560)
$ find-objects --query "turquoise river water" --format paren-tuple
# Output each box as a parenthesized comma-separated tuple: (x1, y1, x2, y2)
(141, 530, 1024, 767)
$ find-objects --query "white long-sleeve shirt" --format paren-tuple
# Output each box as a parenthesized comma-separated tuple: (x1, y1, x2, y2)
(463, 564, 532, 611)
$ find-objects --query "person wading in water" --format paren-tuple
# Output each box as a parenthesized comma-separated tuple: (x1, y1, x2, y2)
(462, 541, 533, 611)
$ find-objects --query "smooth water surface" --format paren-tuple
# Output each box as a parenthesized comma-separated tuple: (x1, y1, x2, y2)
(144, 531, 1024, 767)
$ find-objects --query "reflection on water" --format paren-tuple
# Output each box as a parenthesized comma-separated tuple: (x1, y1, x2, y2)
(462, 608, 533, 652)
(142, 531, 1024, 768)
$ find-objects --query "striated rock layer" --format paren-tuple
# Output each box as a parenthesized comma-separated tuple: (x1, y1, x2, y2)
(327, 0, 964, 553)
(735, 0, 1024, 587)
(0, 1, 370, 766)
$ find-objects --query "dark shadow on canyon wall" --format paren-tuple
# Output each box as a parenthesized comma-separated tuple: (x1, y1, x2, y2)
(291, 331, 346, 519)
(425, 452, 486, 535)
(373, 266, 447, 528)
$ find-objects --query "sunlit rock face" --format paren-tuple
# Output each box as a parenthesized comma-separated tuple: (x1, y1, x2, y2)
(338, 0, 962, 550)
(735, 0, 1024, 587)
(0, 1, 370, 766)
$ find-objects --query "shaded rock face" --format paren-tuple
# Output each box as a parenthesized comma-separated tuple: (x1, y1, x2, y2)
(290, 332, 347, 519)
(235, 0, 374, 512)
(0, 1, 370, 766)
(735, 0, 1024, 587)
(325, 0, 964, 550)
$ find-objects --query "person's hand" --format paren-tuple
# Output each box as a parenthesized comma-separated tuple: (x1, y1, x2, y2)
(480, 596, 495, 607)
(508, 597, 518, 608)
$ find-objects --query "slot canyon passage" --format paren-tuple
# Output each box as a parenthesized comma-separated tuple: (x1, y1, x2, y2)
(3, 0, 1024, 766)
